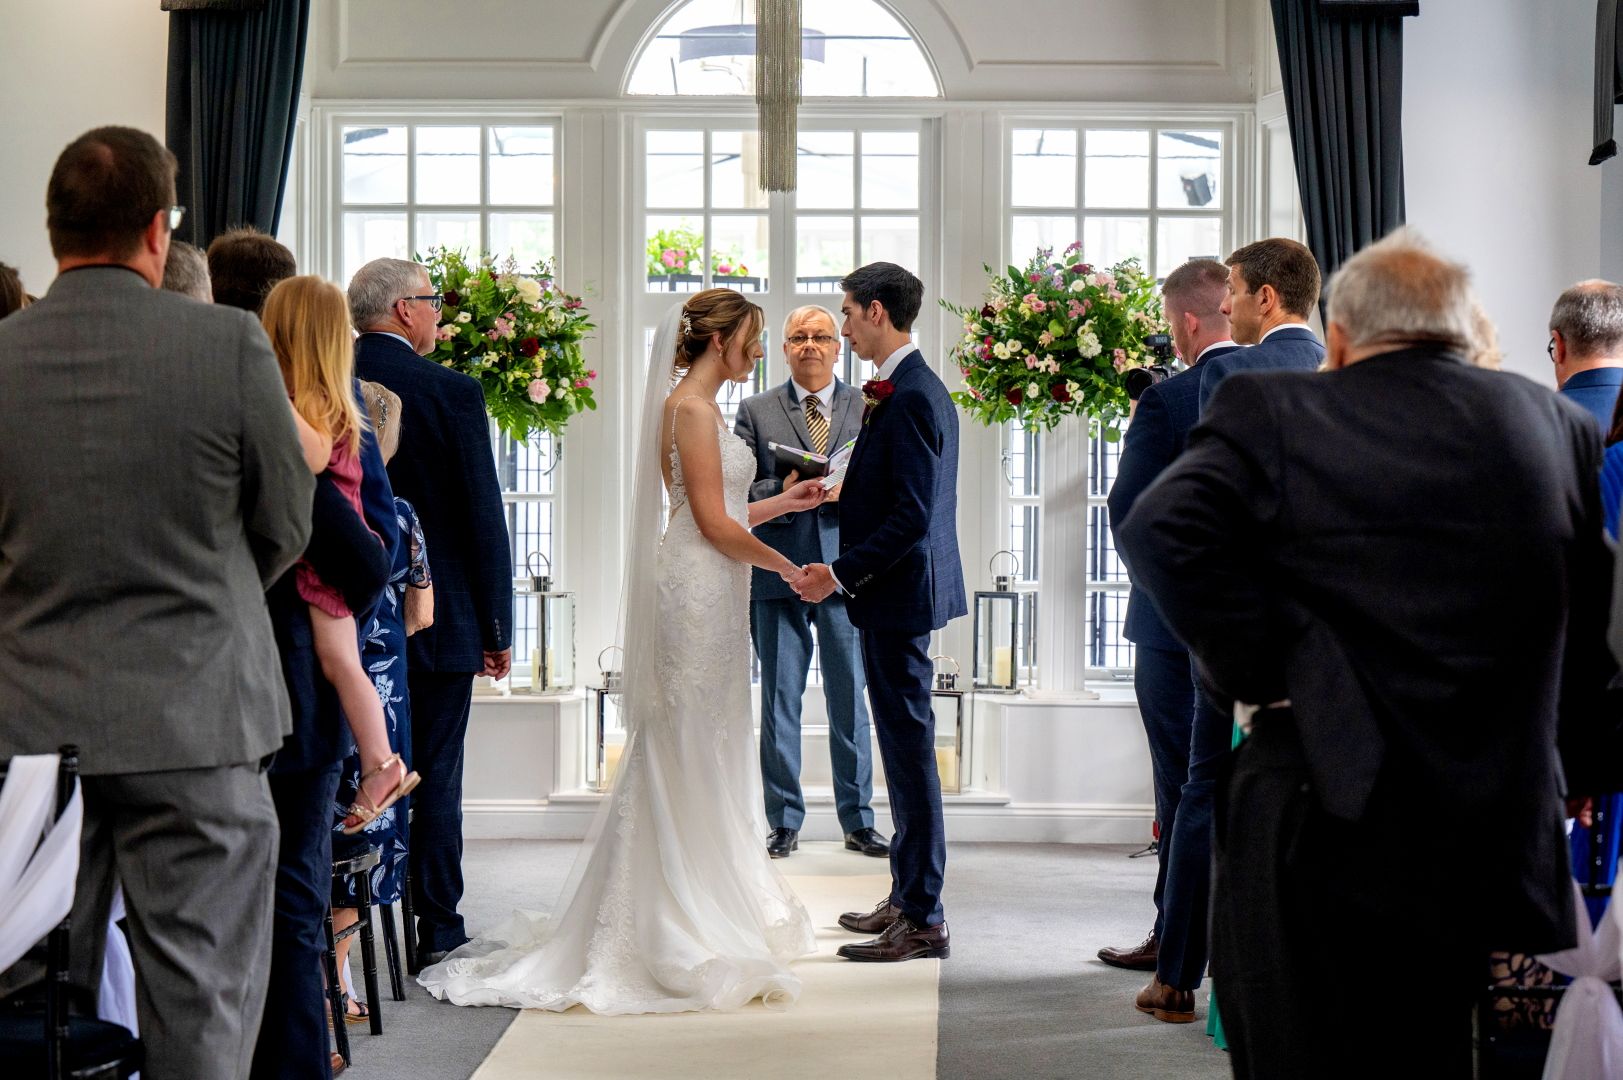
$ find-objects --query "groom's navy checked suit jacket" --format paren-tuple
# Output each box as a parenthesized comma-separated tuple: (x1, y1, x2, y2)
(832, 350, 967, 634)
(1107, 346, 1244, 652)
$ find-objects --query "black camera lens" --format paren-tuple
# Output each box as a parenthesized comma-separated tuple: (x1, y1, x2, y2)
(1123, 367, 1161, 401)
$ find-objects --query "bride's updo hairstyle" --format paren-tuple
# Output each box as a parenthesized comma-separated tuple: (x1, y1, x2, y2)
(674, 288, 763, 372)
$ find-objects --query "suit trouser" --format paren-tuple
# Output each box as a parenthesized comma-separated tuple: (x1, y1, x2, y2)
(1155, 666, 1230, 991)
(860, 628, 945, 927)
(251, 763, 342, 1080)
(1212, 715, 1476, 1079)
(69, 761, 279, 1080)
(1131, 643, 1194, 938)
(753, 593, 874, 834)
(408, 669, 475, 956)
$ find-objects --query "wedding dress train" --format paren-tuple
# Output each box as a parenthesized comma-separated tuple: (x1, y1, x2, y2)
(418, 412, 815, 1014)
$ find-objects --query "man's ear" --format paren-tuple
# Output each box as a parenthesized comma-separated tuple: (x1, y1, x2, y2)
(1183, 310, 1200, 340)
(1255, 283, 1279, 317)
(1325, 321, 1350, 370)
(144, 210, 169, 256)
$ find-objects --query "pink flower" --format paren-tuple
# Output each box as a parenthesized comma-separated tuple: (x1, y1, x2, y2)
(1025, 355, 1038, 369)
(564, 299, 583, 310)
(1030, 299, 1047, 314)
(527, 378, 550, 402)
(1022, 293, 1039, 306)
(661, 249, 679, 268)
(1027, 272, 1043, 283)
(1112, 348, 1129, 373)
(574, 379, 589, 388)
(716, 263, 733, 275)
(1108, 288, 1125, 302)
(1092, 271, 1113, 287)
(1065, 241, 1083, 254)
(586, 370, 597, 380)
(1038, 330, 1054, 347)
(435, 325, 457, 342)
(1066, 299, 1085, 319)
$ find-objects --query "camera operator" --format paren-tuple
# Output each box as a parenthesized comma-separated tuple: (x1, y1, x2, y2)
(1098, 259, 1240, 1020)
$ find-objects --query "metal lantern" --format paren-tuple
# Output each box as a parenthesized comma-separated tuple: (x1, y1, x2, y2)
(584, 646, 625, 792)
(930, 654, 969, 794)
(519, 551, 576, 694)
(972, 550, 1021, 693)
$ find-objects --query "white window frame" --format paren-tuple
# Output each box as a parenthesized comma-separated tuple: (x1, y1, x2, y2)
(997, 109, 1249, 681)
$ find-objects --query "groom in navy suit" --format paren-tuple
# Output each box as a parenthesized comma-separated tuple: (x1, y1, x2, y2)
(794, 262, 966, 963)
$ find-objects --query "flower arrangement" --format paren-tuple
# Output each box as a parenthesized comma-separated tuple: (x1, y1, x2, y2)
(645, 226, 751, 279)
(942, 243, 1169, 436)
(419, 247, 597, 443)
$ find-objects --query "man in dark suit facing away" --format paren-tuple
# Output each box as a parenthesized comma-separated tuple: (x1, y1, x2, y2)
(794, 262, 967, 962)
(1547, 279, 1623, 536)
(1120, 231, 1611, 1078)
(1098, 259, 1239, 1021)
(1198, 237, 1326, 412)
(350, 258, 514, 966)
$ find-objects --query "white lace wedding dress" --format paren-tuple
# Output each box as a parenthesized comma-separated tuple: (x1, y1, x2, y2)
(418, 413, 816, 1014)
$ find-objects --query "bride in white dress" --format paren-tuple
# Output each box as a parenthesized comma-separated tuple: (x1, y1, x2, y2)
(419, 289, 825, 1014)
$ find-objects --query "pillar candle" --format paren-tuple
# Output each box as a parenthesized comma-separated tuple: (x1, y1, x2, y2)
(992, 645, 1013, 687)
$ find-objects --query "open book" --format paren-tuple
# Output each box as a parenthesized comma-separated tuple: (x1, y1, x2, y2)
(820, 439, 857, 490)
(767, 441, 828, 479)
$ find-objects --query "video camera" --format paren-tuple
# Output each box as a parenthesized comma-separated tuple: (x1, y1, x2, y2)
(1123, 333, 1178, 402)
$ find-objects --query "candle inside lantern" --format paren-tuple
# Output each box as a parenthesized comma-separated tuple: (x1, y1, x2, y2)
(530, 647, 544, 691)
(546, 647, 557, 688)
(603, 740, 624, 785)
(935, 743, 958, 791)
(992, 645, 1013, 686)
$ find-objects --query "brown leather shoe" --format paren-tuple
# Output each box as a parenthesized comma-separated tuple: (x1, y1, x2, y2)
(1134, 975, 1195, 1023)
(331, 1051, 347, 1075)
(837, 915, 949, 962)
(1097, 930, 1158, 971)
(838, 897, 901, 934)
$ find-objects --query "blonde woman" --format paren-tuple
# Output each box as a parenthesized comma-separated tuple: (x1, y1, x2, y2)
(262, 275, 419, 833)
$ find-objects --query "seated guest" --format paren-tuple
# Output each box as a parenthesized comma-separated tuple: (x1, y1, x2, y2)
(209, 226, 296, 314)
(0, 261, 26, 317)
(160, 240, 211, 301)
(1119, 230, 1611, 1078)
(0, 125, 312, 1079)
(1198, 237, 1325, 412)
(1548, 280, 1623, 536)
(329, 381, 432, 1025)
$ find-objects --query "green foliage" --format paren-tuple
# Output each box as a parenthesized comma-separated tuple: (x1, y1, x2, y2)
(942, 243, 1170, 434)
(417, 247, 598, 444)
(645, 226, 751, 278)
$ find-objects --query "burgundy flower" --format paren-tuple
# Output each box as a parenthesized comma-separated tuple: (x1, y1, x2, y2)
(518, 337, 541, 358)
(1005, 386, 1024, 405)
(443, 289, 461, 307)
(1068, 263, 1084, 274)
(1050, 382, 1073, 403)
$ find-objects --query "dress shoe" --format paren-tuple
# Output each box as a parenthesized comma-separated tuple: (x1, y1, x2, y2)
(766, 827, 798, 858)
(837, 915, 949, 962)
(843, 827, 891, 857)
(418, 947, 451, 967)
(1134, 975, 1195, 1023)
(1097, 929, 1158, 971)
(839, 897, 902, 934)
(331, 1051, 347, 1075)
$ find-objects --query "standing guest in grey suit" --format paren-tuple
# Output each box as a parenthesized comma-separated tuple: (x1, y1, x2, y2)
(735, 306, 888, 861)
(1198, 237, 1326, 412)
(0, 127, 312, 1079)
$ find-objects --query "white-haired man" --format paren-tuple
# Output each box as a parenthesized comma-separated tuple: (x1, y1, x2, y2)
(350, 257, 513, 966)
(1120, 231, 1611, 1077)
(734, 305, 887, 860)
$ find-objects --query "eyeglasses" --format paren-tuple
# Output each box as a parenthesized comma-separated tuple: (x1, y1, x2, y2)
(1547, 336, 1557, 360)
(401, 294, 444, 313)
(166, 205, 185, 231)
(786, 334, 837, 348)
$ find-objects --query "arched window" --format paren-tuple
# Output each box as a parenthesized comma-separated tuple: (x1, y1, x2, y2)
(627, 0, 939, 98)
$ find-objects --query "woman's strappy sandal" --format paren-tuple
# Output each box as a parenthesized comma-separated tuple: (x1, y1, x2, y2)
(341, 753, 420, 835)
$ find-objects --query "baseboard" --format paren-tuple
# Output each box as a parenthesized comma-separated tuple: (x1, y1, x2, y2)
(462, 794, 1153, 845)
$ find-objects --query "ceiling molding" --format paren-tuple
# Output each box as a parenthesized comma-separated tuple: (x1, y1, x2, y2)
(958, 0, 1230, 76)
(334, 0, 619, 70)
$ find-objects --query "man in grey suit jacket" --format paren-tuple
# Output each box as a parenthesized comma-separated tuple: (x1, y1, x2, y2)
(735, 306, 888, 861)
(0, 128, 312, 1079)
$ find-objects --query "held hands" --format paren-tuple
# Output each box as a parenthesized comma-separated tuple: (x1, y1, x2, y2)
(483, 648, 512, 680)
(792, 563, 838, 604)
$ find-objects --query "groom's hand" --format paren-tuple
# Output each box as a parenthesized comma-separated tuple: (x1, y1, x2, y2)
(795, 563, 838, 603)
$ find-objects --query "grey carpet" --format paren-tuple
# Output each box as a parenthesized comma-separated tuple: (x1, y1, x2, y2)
(338, 840, 1229, 1080)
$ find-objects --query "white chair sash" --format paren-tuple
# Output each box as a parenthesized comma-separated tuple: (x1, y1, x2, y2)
(0, 754, 83, 974)
(98, 886, 139, 1038)
(1534, 880, 1623, 1079)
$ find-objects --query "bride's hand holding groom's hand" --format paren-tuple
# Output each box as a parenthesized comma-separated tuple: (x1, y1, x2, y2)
(792, 563, 838, 604)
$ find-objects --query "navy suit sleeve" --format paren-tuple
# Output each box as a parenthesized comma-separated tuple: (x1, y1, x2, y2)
(357, 427, 399, 562)
(449, 376, 514, 653)
(830, 391, 939, 592)
(1108, 385, 1176, 578)
(1118, 374, 1288, 705)
(1196, 354, 1231, 416)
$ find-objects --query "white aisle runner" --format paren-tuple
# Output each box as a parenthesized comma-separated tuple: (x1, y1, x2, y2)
(471, 842, 940, 1080)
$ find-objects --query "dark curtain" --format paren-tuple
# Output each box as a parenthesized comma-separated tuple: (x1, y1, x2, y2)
(1595, 0, 1623, 165)
(1269, 0, 1415, 288)
(165, 0, 310, 247)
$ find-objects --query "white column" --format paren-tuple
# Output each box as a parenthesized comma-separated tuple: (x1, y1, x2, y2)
(1033, 419, 1098, 699)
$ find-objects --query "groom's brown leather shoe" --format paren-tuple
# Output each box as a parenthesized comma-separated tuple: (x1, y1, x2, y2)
(1134, 975, 1195, 1023)
(1097, 929, 1158, 971)
(837, 915, 949, 962)
(838, 897, 901, 934)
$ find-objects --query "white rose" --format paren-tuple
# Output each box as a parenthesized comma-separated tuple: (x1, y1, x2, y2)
(553, 386, 567, 399)
(455, 311, 473, 324)
(1027, 382, 1041, 398)
(1069, 279, 1087, 293)
(992, 342, 1010, 360)
(514, 277, 543, 305)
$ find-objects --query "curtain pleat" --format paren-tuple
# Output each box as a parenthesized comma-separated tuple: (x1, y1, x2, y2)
(1270, 0, 1409, 295)
(165, 0, 310, 247)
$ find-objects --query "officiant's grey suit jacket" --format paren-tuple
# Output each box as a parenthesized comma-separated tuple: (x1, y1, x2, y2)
(0, 266, 313, 776)
(735, 378, 863, 602)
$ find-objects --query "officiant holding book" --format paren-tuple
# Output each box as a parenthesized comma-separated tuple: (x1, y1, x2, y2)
(735, 305, 889, 861)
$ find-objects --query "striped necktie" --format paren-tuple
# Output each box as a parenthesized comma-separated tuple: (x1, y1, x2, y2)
(804, 393, 829, 456)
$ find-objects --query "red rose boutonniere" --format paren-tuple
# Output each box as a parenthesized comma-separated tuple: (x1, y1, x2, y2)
(861, 378, 896, 424)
